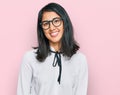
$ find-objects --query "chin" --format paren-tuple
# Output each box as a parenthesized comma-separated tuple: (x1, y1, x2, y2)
(50, 39, 61, 44)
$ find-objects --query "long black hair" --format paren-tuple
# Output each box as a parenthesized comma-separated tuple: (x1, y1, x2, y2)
(36, 2, 80, 62)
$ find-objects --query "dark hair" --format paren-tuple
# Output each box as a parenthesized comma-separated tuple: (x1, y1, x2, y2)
(36, 2, 80, 62)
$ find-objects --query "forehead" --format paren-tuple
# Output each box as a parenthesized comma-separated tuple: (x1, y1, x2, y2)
(42, 11, 60, 21)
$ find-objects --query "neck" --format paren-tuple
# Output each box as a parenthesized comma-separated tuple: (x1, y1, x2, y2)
(50, 43, 61, 52)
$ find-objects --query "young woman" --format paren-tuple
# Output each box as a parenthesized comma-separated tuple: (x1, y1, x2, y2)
(17, 2, 88, 95)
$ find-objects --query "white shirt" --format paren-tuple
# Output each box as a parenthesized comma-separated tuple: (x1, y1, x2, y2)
(17, 48, 88, 95)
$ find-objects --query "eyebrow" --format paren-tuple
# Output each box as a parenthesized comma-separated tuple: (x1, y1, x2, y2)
(42, 17, 61, 22)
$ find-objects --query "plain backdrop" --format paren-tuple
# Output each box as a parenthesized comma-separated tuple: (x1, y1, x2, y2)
(0, 0, 120, 95)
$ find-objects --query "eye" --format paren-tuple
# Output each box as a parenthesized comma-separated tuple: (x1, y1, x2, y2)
(42, 21, 49, 27)
(53, 19, 60, 24)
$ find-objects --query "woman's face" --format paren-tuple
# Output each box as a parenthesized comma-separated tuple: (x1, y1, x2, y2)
(41, 11, 64, 48)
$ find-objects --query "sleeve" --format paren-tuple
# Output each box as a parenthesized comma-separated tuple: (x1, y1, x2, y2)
(17, 53, 33, 95)
(74, 55, 88, 95)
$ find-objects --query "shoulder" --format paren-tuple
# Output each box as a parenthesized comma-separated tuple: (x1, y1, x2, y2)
(71, 50, 87, 62)
(71, 50, 88, 73)
(70, 50, 88, 68)
(22, 49, 38, 63)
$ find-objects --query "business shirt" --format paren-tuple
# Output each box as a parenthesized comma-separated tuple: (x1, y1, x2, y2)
(17, 47, 88, 95)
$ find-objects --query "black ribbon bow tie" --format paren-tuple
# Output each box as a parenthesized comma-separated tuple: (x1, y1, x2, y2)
(50, 50, 62, 84)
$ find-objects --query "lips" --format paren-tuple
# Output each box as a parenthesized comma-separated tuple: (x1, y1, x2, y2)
(50, 31, 59, 37)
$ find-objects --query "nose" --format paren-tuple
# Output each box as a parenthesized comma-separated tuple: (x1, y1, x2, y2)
(49, 22, 55, 30)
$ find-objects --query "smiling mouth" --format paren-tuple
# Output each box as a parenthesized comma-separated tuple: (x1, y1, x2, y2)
(50, 31, 59, 37)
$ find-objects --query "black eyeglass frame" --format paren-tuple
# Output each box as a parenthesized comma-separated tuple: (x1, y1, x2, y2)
(40, 17, 63, 30)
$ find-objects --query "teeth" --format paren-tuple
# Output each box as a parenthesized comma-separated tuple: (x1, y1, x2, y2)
(50, 32, 58, 37)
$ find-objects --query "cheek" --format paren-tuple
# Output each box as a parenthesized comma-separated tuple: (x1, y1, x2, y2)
(61, 23, 64, 31)
(44, 31, 50, 38)
(60, 26, 64, 34)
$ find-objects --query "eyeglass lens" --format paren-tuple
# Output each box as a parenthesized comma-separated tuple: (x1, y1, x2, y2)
(41, 17, 62, 30)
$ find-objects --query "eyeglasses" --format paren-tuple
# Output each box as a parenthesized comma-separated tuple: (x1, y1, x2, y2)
(40, 17, 63, 30)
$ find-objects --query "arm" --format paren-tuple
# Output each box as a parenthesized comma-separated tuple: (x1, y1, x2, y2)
(17, 53, 33, 95)
(74, 56, 88, 95)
